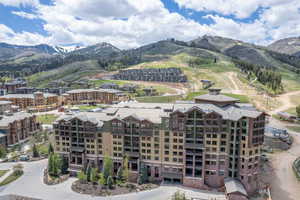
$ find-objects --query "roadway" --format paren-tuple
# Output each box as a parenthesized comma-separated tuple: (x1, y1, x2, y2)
(0, 160, 225, 200)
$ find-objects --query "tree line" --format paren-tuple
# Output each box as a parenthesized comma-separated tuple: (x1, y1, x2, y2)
(233, 59, 283, 92)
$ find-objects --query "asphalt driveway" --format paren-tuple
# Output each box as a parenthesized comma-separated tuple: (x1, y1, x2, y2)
(0, 160, 225, 200)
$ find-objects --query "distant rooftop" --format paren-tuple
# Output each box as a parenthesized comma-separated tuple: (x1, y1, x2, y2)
(194, 89, 239, 103)
(0, 101, 12, 105)
(67, 88, 124, 94)
(0, 112, 33, 127)
(0, 93, 57, 99)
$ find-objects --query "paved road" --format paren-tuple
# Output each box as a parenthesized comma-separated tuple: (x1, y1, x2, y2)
(268, 118, 300, 200)
(0, 160, 225, 200)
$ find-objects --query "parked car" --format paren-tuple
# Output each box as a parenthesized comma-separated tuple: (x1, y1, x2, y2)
(20, 154, 30, 161)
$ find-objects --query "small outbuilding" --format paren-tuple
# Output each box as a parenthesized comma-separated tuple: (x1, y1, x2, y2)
(224, 178, 248, 200)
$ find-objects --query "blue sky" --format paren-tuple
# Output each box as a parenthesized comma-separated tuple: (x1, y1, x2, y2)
(0, 0, 299, 48)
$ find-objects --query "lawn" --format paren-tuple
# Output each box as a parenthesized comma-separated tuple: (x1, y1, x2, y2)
(0, 170, 8, 178)
(0, 171, 23, 186)
(284, 108, 297, 115)
(78, 105, 100, 111)
(37, 114, 59, 124)
(37, 143, 49, 156)
(287, 126, 300, 133)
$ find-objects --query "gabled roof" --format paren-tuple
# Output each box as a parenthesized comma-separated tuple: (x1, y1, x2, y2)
(225, 178, 248, 197)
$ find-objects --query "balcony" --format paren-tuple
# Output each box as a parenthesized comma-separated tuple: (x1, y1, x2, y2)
(185, 142, 204, 149)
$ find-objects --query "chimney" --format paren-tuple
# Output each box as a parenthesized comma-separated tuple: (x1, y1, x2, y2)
(208, 88, 221, 95)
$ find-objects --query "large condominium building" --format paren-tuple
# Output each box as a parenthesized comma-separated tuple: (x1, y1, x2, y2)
(0, 78, 27, 94)
(0, 92, 59, 112)
(65, 89, 128, 105)
(0, 101, 12, 115)
(0, 112, 40, 148)
(53, 89, 266, 197)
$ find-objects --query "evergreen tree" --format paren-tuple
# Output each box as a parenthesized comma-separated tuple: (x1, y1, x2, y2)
(48, 153, 54, 174)
(48, 143, 54, 155)
(138, 164, 148, 184)
(296, 105, 300, 118)
(0, 146, 7, 158)
(122, 155, 129, 182)
(86, 165, 92, 182)
(61, 157, 69, 174)
(32, 144, 39, 158)
(103, 156, 113, 181)
(107, 176, 113, 189)
(90, 168, 98, 184)
(78, 171, 87, 183)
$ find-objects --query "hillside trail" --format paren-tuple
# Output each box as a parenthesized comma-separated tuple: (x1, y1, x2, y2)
(226, 72, 243, 94)
(270, 90, 300, 115)
(225, 72, 300, 113)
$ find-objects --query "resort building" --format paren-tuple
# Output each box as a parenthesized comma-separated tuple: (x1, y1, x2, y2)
(0, 92, 59, 112)
(65, 89, 128, 105)
(0, 101, 12, 115)
(53, 89, 266, 196)
(0, 78, 27, 94)
(0, 112, 40, 148)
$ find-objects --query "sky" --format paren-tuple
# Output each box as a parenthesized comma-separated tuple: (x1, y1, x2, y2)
(0, 0, 299, 49)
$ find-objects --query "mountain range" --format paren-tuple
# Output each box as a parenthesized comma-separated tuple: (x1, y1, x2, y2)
(1, 35, 300, 86)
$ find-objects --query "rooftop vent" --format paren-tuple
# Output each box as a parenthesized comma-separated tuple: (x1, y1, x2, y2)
(208, 88, 221, 95)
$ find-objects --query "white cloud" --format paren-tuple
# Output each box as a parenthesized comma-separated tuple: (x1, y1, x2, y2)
(34, 0, 213, 48)
(0, 0, 39, 7)
(0, 24, 48, 45)
(173, 0, 289, 19)
(12, 11, 38, 19)
(1, 0, 300, 48)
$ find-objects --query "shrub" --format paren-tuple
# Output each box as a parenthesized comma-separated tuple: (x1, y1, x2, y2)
(296, 105, 300, 118)
(78, 171, 87, 183)
(90, 168, 98, 184)
(172, 191, 187, 200)
(103, 156, 113, 181)
(122, 155, 129, 182)
(32, 144, 40, 158)
(98, 173, 106, 185)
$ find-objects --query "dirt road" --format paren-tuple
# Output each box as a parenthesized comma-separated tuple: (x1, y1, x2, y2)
(270, 90, 300, 115)
(268, 118, 300, 200)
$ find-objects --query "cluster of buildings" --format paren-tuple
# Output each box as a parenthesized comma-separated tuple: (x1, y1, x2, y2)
(64, 89, 129, 105)
(53, 89, 266, 198)
(0, 109, 41, 148)
(0, 78, 129, 112)
(113, 68, 188, 83)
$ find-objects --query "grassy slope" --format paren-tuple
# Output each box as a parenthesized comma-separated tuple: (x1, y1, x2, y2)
(0, 170, 8, 177)
(0, 171, 23, 186)
(27, 60, 104, 88)
(37, 114, 59, 124)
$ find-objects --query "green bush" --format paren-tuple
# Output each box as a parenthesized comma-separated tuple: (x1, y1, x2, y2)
(78, 171, 87, 183)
